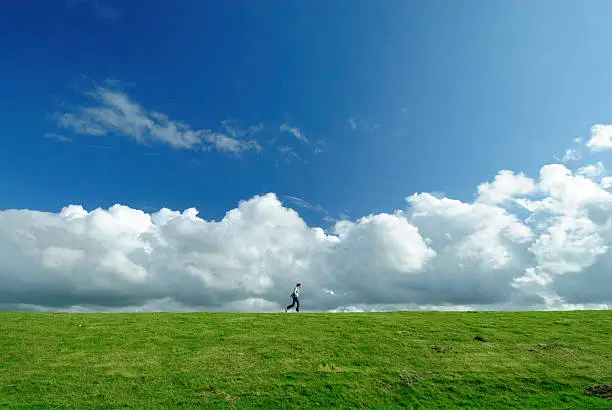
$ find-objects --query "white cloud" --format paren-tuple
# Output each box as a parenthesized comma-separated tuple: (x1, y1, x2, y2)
(279, 124, 308, 143)
(313, 139, 326, 154)
(221, 120, 264, 139)
(586, 124, 612, 151)
(2, 163, 612, 312)
(277, 146, 303, 164)
(53, 84, 261, 154)
(326, 301, 610, 313)
(347, 118, 357, 131)
(476, 170, 536, 205)
(534, 164, 612, 214)
(283, 196, 328, 215)
(601, 177, 612, 189)
(561, 148, 581, 163)
(577, 161, 605, 178)
(557, 136, 585, 163)
(345, 118, 380, 132)
(529, 216, 607, 275)
(43, 132, 72, 143)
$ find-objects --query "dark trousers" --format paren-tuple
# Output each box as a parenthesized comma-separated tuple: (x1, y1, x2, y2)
(287, 295, 299, 312)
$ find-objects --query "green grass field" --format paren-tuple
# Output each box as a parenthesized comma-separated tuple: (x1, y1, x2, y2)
(1, 311, 611, 409)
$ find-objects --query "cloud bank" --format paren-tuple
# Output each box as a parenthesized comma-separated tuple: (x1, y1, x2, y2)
(1, 161, 611, 313)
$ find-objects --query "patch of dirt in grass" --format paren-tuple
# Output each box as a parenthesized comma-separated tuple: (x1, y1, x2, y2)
(225, 395, 240, 407)
(431, 345, 452, 353)
(474, 335, 486, 342)
(553, 320, 571, 326)
(398, 371, 422, 386)
(528, 343, 564, 352)
(587, 383, 612, 400)
(318, 362, 346, 373)
(105, 368, 138, 378)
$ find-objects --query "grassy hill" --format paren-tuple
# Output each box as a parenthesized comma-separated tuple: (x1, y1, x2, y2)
(1, 310, 611, 409)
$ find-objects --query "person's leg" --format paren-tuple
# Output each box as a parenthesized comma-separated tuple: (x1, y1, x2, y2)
(286, 296, 296, 311)
(295, 297, 300, 312)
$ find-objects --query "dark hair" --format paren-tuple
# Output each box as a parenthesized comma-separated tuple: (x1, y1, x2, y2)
(296, 283, 301, 286)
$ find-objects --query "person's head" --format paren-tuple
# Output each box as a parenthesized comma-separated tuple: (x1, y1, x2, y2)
(296, 283, 301, 287)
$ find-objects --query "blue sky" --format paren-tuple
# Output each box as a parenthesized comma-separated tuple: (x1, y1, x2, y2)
(3, 0, 612, 225)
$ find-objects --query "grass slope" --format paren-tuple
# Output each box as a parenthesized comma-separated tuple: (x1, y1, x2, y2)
(1, 311, 611, 409)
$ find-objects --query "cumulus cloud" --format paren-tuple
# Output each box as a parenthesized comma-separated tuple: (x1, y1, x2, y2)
(53, 84, 261, 154)
(476, 170, 536, 205)
(601, 177, 612, 189)
(586, 124, 612, 152)
(1, 163, 612, 312)
(577, 161, 605, 178)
